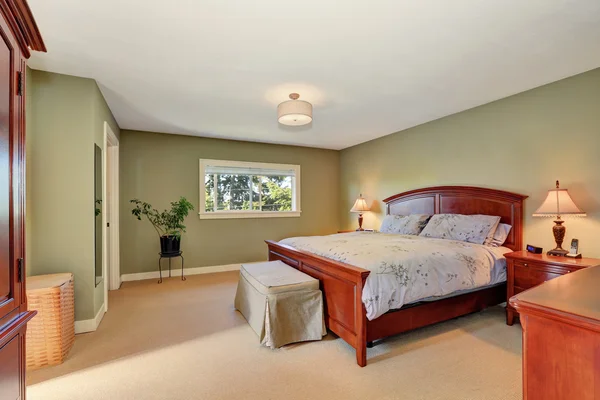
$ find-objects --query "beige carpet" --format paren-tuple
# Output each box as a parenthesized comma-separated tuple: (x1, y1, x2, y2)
(27, 271, 522, 400)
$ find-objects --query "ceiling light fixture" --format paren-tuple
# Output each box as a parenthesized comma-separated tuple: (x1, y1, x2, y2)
(277, 93, 312, 126)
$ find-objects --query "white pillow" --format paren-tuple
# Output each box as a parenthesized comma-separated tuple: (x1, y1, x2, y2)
(489, 223, 512, 247)
(419, 214, 501, 244)
(483, 218, 501, 246)
(379, 214, 431, 235)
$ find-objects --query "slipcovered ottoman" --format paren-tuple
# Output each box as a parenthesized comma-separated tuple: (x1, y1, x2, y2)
(234, 261, 326, 348)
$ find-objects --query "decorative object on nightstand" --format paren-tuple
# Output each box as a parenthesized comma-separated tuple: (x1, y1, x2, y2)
(504, 250, 600, 326)
(350, 194, 370, 231)
(533, 180, 586, 256)
(526, 244, 543, 254)
(565, 238, 582, 258)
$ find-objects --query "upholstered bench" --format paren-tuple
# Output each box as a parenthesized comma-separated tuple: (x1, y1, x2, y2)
(234, 260, 326, 348)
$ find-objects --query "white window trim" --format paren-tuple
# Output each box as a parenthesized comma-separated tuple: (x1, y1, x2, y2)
(199, 159, 301, 220)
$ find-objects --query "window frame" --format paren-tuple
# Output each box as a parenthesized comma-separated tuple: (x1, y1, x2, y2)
(199, 159, 301, 219)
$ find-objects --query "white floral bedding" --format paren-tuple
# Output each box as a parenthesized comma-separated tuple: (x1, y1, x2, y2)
(279, 232, 510, 320)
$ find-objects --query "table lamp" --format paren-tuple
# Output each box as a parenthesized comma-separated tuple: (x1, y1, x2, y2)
(350, 194, 370, 231)
(533, 180, 586, 256)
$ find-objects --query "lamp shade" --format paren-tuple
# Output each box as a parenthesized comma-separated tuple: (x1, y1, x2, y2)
(351, 195, 370, 213)
(533, 181, 586, 217)
(277, 93, 313, 126)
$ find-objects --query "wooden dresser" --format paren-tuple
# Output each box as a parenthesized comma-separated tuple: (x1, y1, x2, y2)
(0, 1, 44, 399)
(510, 266, 600, 400)
(505, 251, 600, 325)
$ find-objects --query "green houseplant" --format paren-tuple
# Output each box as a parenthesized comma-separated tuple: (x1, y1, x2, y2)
(130, 197, 194, 255)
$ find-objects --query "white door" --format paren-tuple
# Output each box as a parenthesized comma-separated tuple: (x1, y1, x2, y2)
(104, 122, 120, 315)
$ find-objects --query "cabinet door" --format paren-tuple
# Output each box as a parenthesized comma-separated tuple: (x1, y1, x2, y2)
(0, 333, 22, 400)
(0, 9, 22, 321)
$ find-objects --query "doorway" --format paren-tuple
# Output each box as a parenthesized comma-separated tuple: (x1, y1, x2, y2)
(103, 122, 120, 313)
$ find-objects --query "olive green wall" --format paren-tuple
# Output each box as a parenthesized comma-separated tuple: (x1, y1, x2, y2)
(26, 69, 120, 321)
(340, 68, 600, 257)
(120, 130, 340, 274)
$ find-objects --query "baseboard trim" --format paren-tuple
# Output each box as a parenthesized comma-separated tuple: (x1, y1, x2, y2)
(120, 263, 242, 283)
(75, 304, 106, 334)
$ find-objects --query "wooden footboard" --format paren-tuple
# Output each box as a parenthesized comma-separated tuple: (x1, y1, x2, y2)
(266, 240, 371, 366)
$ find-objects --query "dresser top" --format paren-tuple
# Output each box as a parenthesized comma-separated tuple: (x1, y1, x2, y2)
(510, 266, 600, 328)
(505, 250, 600, 268)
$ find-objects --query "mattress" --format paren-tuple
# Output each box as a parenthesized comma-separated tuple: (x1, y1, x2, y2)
(279, 232, 511, 320)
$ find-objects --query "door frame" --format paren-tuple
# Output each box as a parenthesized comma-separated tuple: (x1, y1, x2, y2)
(103, 122, 120, 313)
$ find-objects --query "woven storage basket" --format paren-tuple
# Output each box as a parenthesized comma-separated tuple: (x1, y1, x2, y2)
(26, 273, 75, 371)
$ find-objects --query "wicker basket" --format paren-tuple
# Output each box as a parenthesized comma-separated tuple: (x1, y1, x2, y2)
(26, 273, 75, 371)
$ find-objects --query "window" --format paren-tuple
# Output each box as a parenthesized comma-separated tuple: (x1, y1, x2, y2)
(199, 159, 301, 219)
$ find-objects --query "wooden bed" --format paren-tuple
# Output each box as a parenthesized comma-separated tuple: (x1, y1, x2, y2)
(266, 186, 527, 367)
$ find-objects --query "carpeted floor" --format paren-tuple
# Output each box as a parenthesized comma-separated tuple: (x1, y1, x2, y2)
(27, 271, 523, 400)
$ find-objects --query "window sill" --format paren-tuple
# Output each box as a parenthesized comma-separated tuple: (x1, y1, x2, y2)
(198, 211, 301, 220)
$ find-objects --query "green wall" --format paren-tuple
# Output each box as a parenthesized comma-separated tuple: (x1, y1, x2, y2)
(120, 130, 340, 274)
(340, 68, 600, 257)
(27, 69, 120, 321)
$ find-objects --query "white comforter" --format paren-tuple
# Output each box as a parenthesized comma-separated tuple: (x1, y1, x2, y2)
(279, 232, 510, 320)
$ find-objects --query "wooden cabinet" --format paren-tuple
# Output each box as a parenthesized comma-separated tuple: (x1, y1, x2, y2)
(505, 251, 600, 325)
(510, 266, 600, 400)
(0, 1, 44, 399)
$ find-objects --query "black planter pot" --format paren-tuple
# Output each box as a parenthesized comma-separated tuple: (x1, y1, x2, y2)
(160, 235, 181, 255)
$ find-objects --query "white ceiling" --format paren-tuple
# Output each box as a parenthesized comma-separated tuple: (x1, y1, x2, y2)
(28, 0, 600, 150)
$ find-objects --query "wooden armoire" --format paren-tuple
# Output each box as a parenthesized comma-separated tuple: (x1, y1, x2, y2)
(0, 1, 44, 399)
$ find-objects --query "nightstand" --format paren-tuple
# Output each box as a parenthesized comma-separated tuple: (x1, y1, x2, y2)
(505, 250, 600, 325)
(337, 230, 355, 233)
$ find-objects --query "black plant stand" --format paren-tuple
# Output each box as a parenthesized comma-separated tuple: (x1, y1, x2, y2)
(158, 252, 185, 283)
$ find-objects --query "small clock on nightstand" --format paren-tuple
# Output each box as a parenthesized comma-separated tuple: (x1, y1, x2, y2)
(505, 250, 600, 325)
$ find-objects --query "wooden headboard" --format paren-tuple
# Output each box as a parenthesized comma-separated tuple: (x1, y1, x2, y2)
(383, 186, 528, 251)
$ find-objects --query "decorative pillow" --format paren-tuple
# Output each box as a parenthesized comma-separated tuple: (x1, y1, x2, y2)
(379, 214, 432, 235)
(419, 214, 501, 244)
(489, 223, 512, 247)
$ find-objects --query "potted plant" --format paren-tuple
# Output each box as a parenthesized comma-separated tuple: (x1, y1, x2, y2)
(130, 197, 194, 255)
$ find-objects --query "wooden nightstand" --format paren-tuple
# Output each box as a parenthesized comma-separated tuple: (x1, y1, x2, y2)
(505, 250, 600, 325)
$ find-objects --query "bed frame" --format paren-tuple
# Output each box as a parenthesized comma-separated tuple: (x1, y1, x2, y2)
(266, 186, 527, 367)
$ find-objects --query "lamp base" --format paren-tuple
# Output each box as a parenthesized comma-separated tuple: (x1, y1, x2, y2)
(548, 219, 568, 257)
(356, 213, 364, 231)
(547, 248, 568, 257)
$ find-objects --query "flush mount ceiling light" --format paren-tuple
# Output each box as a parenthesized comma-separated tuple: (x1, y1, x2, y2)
(277, 93, 313, 126)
